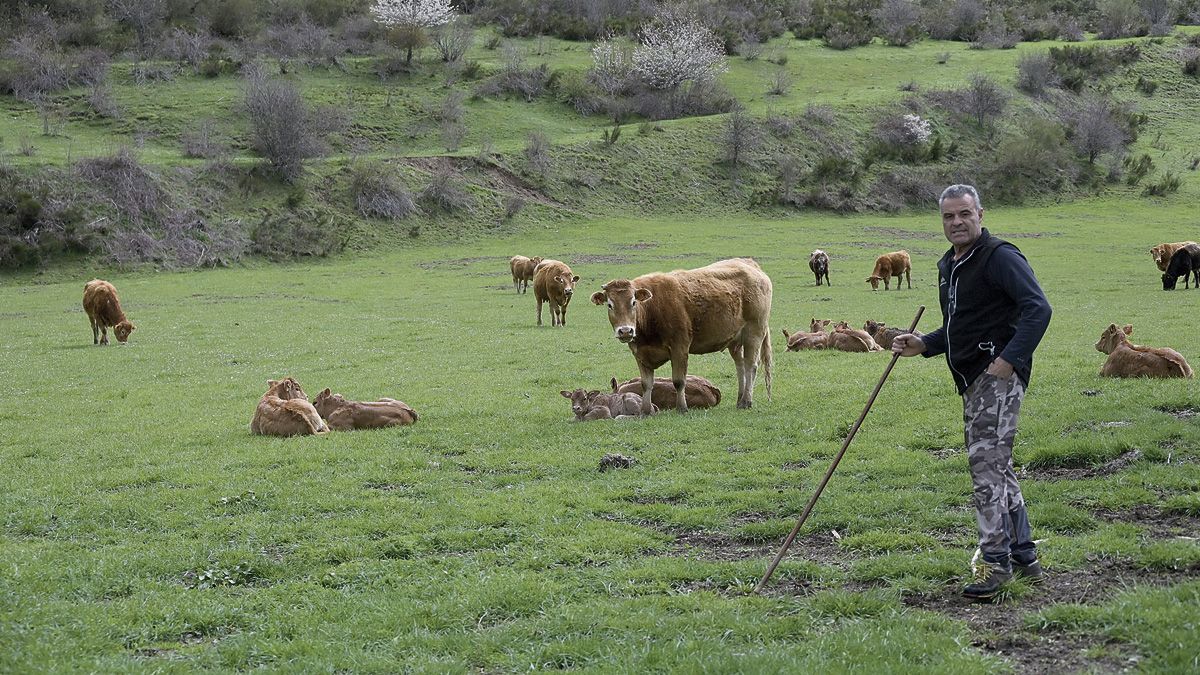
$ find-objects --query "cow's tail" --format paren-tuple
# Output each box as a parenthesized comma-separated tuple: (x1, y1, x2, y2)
(760, 328, 773, 401)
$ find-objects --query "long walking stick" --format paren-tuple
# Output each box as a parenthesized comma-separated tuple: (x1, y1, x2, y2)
(754, 305, 925, 593)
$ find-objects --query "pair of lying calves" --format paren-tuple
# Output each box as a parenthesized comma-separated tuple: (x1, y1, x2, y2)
(562, 376, 722, 420)
(251, 378, 418, 437)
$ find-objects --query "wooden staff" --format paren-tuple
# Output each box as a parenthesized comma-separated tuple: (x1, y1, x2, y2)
(755, 305, 925, 593)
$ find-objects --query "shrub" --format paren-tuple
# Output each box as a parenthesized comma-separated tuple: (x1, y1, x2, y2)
(524, 131, 552, 178)
(766, 67, 792, 95)
(181, 119, 227, 159)
(350, 162, 416, 220)
(984, 117, 1075, 203)
(1016, 52, 1060, 96)
(432, 19, 473, 62)
(1095, 0, 1148, 39)
(1184, 49, 1200, 77)
(104, 208, 248, 269)
(1134, 75, 1158, 95)
(75, 148, 168, 225)
(873, 0, 922, 46)
(970, 15, 1020, 49)
(871, 111, 932, 162)
(474, 45, 551, 101)
(720, 106, 761, 169)
(87, 85, 121, 119)
(1123, 153, 1153, 185)
(926, 0, 986, 41)
(250, 209, 343, 260)
(242, 65, 346, 182)
(1059, 94, 1133, 164)
(419, 162, 473, 211)
(502, 195, 526, 220)
(1142, 171, 1182, 196)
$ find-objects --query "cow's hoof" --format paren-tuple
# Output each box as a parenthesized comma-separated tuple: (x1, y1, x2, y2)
(737, 401, 752, 409)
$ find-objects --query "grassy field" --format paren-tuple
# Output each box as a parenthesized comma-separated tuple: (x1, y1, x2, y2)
(2, 195, 1198, 671)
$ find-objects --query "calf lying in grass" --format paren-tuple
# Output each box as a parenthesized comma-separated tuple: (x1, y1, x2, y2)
(1095, 323, 1193, 378)
(313, 389, 419, 430)
(251, 378, 329, 437)
(782, 327, 829, 351)
(610, 375, 721, 410)
(561, 388, 653, 420)
(863, 319, 919, 350)
(834, 321, 884, 352)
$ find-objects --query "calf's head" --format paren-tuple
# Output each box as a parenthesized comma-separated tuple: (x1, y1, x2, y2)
(864, 319, 884, 334)
(1094, 323, 1133, 354)
(560, 388, 601, 418)
(265, 377, 308, 400)
(866, 275, 883, 290)
(313, 388, 348, 417)
(592, 280, 652, 343)
(113, 320, 136, 343)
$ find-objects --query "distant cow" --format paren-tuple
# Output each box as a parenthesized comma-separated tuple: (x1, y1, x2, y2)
(1151, 241, 1198, 272)
(83, 279, 136, 345)
(610, 375, 721, 410)
(313, 389, 418, 430)
(866, 251, 911, 291)
(510, 255, 544, 294)
(560, 388, 651, 421)
(250, 378, 329, 437)
(592, 258, 773, 414)
(1162, 244, 1200, 290)
(781, 327, 829, 351)
(809, 249, 830, 286)
(533, 259, 579, 327)
(1095, 324, 1193, 379)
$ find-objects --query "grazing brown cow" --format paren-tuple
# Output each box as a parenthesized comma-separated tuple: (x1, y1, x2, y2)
(610, 375, 721, 410)
(83, 279, 136, 345)
(781, 327, 829, 351)
(561, 388, 651, 420)
(1095, 324, 1193, 379)
(591, 258, 773, 414)
(313, 389, 418, 430)
(250, 378, 329, 437)
(1150, 241, 1198, 272)
(865, 250, 911, 290)
(510, 255, 544, 294)
(533, 259, 579, 327)
(809, 249, 830, 286)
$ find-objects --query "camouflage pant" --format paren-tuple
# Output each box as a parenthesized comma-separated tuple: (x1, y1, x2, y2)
(963, 372, 1036, 567)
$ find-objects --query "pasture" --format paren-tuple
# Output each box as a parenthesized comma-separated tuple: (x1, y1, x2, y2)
(2, 199, 1198, 672)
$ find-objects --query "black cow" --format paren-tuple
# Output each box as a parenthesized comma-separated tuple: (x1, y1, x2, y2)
(1162, 244, 1200, 290)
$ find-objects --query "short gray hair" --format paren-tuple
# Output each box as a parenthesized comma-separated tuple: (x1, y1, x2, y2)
(939, 184, 982, 210)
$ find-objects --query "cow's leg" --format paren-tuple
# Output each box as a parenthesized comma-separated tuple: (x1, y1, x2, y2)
(560, 301, 568, 327)
(90, 317, 99, 345)
(905, 269, 911, 289)
(638, 362, 656, 416)
(740, 331, 766, 409)
(537, 299, 544, 326)
(100, 324, 108, 345)
(670, 349, 690, 414)
(729, 343, 749, 408)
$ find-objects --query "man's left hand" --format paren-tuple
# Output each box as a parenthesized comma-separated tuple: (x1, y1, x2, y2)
(987, 357, 1014, 379)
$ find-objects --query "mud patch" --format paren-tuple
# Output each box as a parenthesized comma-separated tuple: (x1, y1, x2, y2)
(614, 241, 659, 250)
(781, 460, 810, 470)
(599, 453, 637, 471)
(1093, 505, 1200, 540)
(1156, 404, 1198, 420)
(417, 255, 509, 270)
(862, 226, 939, 240)
(1022, 449, 1143, 481)
(920, 445, 963, 460)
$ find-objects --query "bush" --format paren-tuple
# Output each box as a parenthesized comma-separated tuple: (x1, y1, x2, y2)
(432, 19, 473, 62)
(350, 162, 416, 220)
(0, 168, 96, 269)
(720, 106, 761, 169)
(250, 209, 343, 260)
(1135, 75, 1158, 95)
(242, 65, 346, 182)
(1184, 49, 1200, 77)
(524, 131, 552, 178)
(181, 119, 227, 159)
(1016, 52, 1059, 96)
(873, 0, 922, 46)
(1095, 0, 1148, 39)
(420, 162, 473, 212)
(104, 208, 248, 269)
(1049, 43, 1142, 91)
(1123, 153, 1153, 185)
(984, 117, 1076, 203)
(1142, 171, 1182, 196)
(75, 148, 168, 224)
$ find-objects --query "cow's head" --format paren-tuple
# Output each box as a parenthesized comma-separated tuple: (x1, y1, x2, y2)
(560, 388, 601, 419)
(313, 388, 347, 418)
(810, 318, 830, 333)
(531, 256, 544, 266)
(1151, 246, 1164, 264)
(1162, 272, 1178, 291)
(592, 280, 652, 343)
(1095, 323, 1133, 354)
(114, 320, 136, 343)
(266, 377, 308, 401)
(866, 275, 883, 290)
(864, 319, 884, 334)
(555, 273, 580, 298)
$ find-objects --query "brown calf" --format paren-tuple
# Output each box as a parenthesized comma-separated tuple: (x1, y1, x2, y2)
(510, 255, 544, 293)
(865, 251, 911, 291)
(313, 389, 418, 430)
(610, 375, 721, 410)
(833, 321, 884, 351)
(1095, 324, 1193, 379)
(83, 279, 136, 345)
(560, 388, 650, 420)
(781, 327, 829, 351)
(250, 378, 329, 437)
(533, 259, 579, 327)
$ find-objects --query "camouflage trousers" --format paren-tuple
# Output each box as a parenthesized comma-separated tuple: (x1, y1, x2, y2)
(963, 372, 1036, 568)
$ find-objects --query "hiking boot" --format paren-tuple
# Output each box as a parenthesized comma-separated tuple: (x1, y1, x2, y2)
(963, 562, 1012, 600)
(1012, 558, 1045, 584)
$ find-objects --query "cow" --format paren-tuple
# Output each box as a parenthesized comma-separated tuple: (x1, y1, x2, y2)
(833, 321, 883, 351)
(533, 259, 579, 326)
(1162, 244, 1200, 290)
(863, 319, 917, 351)
(1151, 241, 1198, 272)
(1095, 324, 1193, 379)
(781, 327, 829, 351)
(865, 250, 911, 291)
(510, 255, 544, 294)
(809, 249, 830, 286)
(591, 258, 773, 414)
(250, 378, 329, 437)
(560, 388, 651, 421)
(83, 279, 136, 345)
(313, 389, 418, 430)
(610, 375, 721, 410)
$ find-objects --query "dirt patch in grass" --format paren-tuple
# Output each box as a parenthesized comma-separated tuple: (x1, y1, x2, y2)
(1093, 505, 1200, 539)
(781, 460, 810, 470)
(1022, 449, 1143, 481)
(1156, 404, 1198, 420)
(417, 255, 509, 270)
(862, 226, 939, 239)
(920, 445, 963, 460)
(569, 254, 633, 265)
(614, 241, 659, 250)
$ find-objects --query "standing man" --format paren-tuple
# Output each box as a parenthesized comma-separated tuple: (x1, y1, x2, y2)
(892, 184, 1052, 600)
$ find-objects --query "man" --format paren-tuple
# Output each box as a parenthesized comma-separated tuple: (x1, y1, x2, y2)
(892, 184, 1052, 600)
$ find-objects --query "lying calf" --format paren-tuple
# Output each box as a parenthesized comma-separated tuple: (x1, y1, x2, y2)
(313, 388, 419, 430)
(609, 375, 721, 410)
(251, 377, 329, 437)
(561, 388, 653, 420)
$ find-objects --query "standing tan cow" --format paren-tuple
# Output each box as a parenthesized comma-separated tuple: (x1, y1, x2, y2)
(533, 259, 579, 327)
(591, 258, 773, 414)
(83, 279, 136, 345)
(509, 255, 544, 293)
(1150, 242, 1197, 272)
(865, 250, 911, 290)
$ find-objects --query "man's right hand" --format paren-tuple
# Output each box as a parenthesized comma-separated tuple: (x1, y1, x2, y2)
(891, 334, 926, 357)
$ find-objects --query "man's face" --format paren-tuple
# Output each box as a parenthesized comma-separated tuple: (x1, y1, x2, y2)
(941, 194, 983, 251)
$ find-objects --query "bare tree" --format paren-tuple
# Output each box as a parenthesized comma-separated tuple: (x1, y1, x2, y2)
(370, 0, 457, 64)
(632, 6, 728, 91)
(589, 35, 634, 97)
(242, 67, 346, 182)
(767, 67, 792, 95)
(873, 0, 922, 46)
(721, 106, 761, 169)
(432, 19, 473, 62)
(107, 0, 167, 60)
(1061, 94, 1131, 164)
(1016, 52, 1060, 96)
(4, 36, 70, 135)
(963, 73, 1008, 134)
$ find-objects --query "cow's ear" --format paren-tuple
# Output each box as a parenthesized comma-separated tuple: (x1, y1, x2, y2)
(268, 379, 278, 387)
(560, 390, 572, 398)
(610, 377, 618, 391)
(587, 390, 601, 399)
(634, 288, 653, 302)
(590, 291, 606, 305)
(782, 329, 790, 338)
(571, 275, 579, 282)
(321, 388, 331, 396)
(1123, 324, 1133, 335)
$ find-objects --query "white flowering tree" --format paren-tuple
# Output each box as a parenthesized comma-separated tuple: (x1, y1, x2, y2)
(589, 36, 633, 97)
(370, 0, 457, 64)
(632, 11, 727, 91)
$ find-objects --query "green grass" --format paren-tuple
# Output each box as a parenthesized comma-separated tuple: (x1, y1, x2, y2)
(2, 199, 1198, 670)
